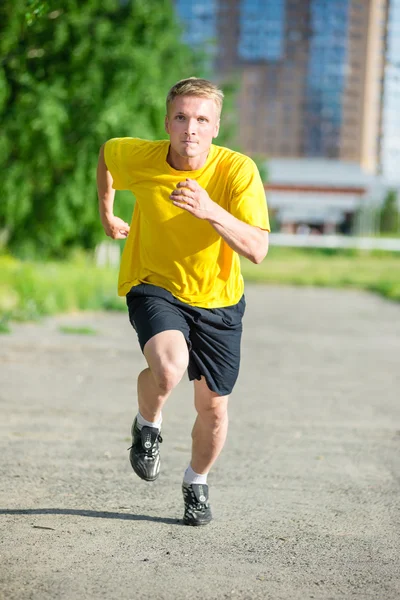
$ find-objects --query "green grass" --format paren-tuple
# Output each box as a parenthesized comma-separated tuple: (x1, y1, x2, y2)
(59, 326, 97, 335)
(241, 247, 400, 302)
(0, 253, 125, 332)
(0, 247, 399, 333)
(0, 319, 11, 334)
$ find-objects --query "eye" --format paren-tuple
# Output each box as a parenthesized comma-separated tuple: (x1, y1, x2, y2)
(175, 115, 185, 121)
(198, 117, 207, 123)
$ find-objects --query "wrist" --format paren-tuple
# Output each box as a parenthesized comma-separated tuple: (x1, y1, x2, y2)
(206, 201, 224, 224)
(100, 211, 114, 224)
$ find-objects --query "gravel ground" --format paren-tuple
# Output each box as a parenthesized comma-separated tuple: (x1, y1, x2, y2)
(0, 285, 399, 600)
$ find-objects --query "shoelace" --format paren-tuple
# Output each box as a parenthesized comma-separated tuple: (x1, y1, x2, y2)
(142, 431, 163, 457)
(183, 487, 208, 511)
(127, 431, 163, 456)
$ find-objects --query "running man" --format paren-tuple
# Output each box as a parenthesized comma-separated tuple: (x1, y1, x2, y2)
(96, 77, 270, 526)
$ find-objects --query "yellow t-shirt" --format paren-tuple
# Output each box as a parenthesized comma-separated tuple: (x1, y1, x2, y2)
(104, 138, 270, 308)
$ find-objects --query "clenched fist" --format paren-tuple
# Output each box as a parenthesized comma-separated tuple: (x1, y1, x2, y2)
(170, 178, 218, 221)
(102, 215, 130, 239)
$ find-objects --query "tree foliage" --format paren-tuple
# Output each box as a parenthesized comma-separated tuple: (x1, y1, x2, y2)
(380, 189, 400, 235)
(24, 0, 54, 26)
(0, 0, 202, 257)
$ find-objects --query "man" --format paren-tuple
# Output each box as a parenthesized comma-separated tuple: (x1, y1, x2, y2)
(97, 77, 270, 526)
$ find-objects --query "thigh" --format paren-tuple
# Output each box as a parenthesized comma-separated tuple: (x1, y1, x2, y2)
(126, 285, 191, 355)
(188, 296, 245, 396)
(143, 330, 189, 380)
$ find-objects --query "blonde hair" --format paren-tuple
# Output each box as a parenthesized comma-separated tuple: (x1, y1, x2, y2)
(166, 77, 224, 117)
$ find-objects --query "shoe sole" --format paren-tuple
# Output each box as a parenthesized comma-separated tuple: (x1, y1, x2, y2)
(130, 461, 160, 482)
(183, 517, 212, 526)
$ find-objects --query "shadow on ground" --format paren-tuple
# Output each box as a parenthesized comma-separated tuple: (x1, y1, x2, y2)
(0, 508, 181, 525)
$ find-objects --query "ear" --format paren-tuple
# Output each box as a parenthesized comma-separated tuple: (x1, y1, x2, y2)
(213, 119, 220, 139)
(164, 114, 170, 135)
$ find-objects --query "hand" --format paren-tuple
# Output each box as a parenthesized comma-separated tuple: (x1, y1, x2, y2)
(170, 179, 218, 221)
(101, 214, 130, 239)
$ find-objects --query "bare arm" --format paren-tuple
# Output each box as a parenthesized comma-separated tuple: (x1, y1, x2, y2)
(170, 178, 269, 264)
(208, 207, 268, 264)
(97, 144, 130, 239)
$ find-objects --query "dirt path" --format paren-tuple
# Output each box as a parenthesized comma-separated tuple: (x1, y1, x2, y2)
(1, 285, 399, 600)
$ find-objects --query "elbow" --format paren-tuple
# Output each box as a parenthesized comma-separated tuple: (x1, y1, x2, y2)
(250, 239, 269, 264)
(251, 251, 266, 264)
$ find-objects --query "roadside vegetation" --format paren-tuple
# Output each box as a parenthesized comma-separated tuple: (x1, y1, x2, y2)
(241, 247, 400, 301)
(1, 247, 399, 332)
(0, 253, 124, 333)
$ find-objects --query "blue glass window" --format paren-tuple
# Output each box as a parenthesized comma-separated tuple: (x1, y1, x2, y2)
(304, 0, 350, 157)
(175, 0, 217, 57)
(238, 0, 286, 62)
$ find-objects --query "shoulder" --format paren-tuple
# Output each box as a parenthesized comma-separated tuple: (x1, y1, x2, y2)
(104, 138, 169, 169)
(212, 146, 264, 198)
(212, 146, 259, 187)
(105, 137, 167, 155)
(212, 144, 257, 174)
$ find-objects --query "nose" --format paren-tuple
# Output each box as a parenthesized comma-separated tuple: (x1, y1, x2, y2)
(185, 118, 198, 136)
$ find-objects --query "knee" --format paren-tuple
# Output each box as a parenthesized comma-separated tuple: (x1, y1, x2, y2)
(152, 358, 187, 394)
(196, 400, 228, 431)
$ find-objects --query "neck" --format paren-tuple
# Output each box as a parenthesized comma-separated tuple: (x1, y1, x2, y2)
(167, 146, 209, 171)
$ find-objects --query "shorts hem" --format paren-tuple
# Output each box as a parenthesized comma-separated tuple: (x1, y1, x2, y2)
(187, 372, 235, 397)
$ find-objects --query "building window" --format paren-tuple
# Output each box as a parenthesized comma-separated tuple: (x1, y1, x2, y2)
(175, 0, 217, 63)
(238, 0, 286, 62)
(304, 0, 351, 157)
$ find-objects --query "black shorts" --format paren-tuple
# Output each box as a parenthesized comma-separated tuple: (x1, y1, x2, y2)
(126, 283, 246, 396)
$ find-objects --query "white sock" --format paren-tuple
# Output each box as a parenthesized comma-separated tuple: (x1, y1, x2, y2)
(136, 411, 162, 430)
(183, 464, 208, 486)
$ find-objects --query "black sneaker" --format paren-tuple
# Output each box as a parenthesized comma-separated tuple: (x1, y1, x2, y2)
(128, 418, 162, 482)
(182, 483, 212, 526)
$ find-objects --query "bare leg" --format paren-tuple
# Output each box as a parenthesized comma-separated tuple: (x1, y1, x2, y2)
(129, 330, 189, 481)
(190, 377, 229, 474)
(137, 330, 189, 422)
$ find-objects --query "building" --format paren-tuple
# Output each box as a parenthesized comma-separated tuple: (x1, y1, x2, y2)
(380, 0, 400, 182)
(175, 0, 388, 173)
(265, 158, 387, 234)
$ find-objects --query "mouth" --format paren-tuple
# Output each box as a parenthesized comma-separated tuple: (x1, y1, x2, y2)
(182, 140, 197, 145)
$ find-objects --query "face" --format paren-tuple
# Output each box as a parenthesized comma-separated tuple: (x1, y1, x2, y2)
(165, 95, 220, 163)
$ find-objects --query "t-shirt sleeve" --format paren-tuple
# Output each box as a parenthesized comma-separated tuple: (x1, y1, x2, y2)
(229, 157, 270, 231)
(103, 138, 138, 190)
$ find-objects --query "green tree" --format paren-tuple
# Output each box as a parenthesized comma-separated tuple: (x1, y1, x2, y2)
(380, 189, 400, 235)
(24, 0, 55, 26)
(0, 0, 202, 257)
